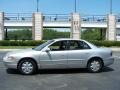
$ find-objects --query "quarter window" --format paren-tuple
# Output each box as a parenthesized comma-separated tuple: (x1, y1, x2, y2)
(79, 41, 91, 49)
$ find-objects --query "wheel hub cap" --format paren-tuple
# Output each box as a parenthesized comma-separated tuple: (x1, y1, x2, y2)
(21, 62, 33, 74)
(90, 61, 100, 72)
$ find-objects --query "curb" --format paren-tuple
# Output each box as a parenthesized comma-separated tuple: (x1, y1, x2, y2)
(110, 48, 120, 52)
(0, 49, 22, 51)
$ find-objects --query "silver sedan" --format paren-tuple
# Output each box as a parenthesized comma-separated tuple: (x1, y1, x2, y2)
(3, 39, 114, 75)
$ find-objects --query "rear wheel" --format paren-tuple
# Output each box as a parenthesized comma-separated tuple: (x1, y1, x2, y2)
(18, 59, 37, 75)
(87, 58, 103, 73)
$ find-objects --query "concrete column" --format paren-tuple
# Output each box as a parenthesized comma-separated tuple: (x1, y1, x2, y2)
(0, 12, 4, 40)
(106, 14, 116, 41)
(71, 13, 81, 39)
(32, 12, 43, 40)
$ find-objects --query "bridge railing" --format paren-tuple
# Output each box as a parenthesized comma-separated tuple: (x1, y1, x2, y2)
(116, 15, 120, 23)
(43, 14, 71, 22)
(4, 13, 71, 22)
(4, 13, 32, 21)
(4, 13, 109, 23)
(81, 15, 107, 23)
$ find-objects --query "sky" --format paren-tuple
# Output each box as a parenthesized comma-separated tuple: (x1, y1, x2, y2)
(0, 0, 120, 15)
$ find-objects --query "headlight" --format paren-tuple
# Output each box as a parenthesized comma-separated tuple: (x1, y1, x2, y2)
(8, 56, 16, 60)
(3, 56, 16, 61)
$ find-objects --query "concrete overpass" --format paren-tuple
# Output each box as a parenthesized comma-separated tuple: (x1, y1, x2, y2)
(4, 21, 120, 29)
(0, 12, 120, 40)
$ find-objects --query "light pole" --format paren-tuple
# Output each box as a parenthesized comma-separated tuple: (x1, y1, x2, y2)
(75, 0, 77, 12)
(37, 0, 39, 12)
(110, 0, 112, 14)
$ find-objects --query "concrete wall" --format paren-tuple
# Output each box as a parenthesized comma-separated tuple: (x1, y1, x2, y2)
(0, 12, 4, 40)
(71, 13, 81, 39)
(106, 14, 116, 41)
(32, 12, 43, 40)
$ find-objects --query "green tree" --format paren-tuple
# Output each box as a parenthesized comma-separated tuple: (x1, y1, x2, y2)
(43, 29, 70, 40)
(81, 28, 104, 40)
(6, 29, 32, 40)
(6, 29, 70, 40)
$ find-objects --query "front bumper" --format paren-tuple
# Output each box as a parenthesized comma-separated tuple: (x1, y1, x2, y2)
(3, 59, 18, 69)
(104, 57, 114, 66)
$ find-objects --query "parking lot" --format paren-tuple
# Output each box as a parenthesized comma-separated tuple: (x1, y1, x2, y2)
(0, 51, 120, 90)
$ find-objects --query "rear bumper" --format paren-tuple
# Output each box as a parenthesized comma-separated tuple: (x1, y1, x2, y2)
(103, 57, 114, 66)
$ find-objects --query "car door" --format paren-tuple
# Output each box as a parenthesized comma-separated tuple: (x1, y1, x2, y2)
(67, 40, 91, 68)
(40, 40, 68, 69)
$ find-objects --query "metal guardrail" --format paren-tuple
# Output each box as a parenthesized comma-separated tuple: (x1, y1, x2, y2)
(43, 14, 71, 22)
(81, 15, 107, 23)
(116, 15, 120, 22)
(4, 13, 71, 22)
(4, 13, 116, 23)
(4, 13, 32, 21)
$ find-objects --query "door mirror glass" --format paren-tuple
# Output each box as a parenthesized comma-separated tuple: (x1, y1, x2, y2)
(45, 48, 50, 52)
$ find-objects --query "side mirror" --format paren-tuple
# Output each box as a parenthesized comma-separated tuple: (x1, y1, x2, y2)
(45, 48, 50, 52)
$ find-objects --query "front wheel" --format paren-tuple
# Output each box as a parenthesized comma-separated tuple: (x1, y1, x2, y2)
(87, 58, 103, 73)
(18, 59, 37, 75)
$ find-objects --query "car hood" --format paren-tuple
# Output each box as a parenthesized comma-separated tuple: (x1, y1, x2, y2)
(6, 48, 36, 56)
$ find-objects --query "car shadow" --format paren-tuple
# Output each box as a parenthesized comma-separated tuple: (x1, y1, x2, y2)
(6, 67, 114, 75)
(102, 66, 114, 72)
(38, 67, 114, 74)
(38, 68, 88, 74)
(6, 69, 19, 74)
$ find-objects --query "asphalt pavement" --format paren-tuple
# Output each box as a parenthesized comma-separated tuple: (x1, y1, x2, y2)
(0, 51, 120, 90)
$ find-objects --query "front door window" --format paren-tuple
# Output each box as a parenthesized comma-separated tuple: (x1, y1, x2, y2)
(49, 41, 67, 51)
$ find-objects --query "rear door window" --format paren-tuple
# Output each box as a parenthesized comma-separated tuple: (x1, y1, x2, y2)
(68, 40, 91, 50)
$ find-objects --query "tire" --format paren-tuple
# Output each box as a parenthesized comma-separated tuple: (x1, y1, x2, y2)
(87, 58, 103, 73)
(18, 59, 37, 75)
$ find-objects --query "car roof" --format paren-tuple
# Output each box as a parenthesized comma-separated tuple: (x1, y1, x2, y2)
(53, 38, 83, 41)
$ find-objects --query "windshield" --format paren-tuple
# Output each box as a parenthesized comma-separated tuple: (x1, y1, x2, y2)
(34, 40, 54, 51)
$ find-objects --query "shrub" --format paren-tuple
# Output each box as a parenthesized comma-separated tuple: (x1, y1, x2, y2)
(0, 40, 46, 46)
(0, 40, 120, 47)
(89, 40, 120, 47)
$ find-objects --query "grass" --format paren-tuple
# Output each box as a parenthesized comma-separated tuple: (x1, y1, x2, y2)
(0, 46, 35, 49)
